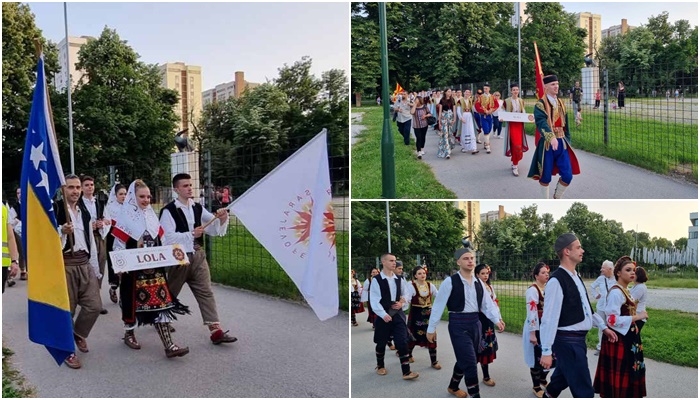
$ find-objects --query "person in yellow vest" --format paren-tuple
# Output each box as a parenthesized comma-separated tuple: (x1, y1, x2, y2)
(2, 204, 20, 293)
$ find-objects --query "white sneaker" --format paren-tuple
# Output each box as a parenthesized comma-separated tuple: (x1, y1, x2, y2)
(420, 150, 425, 156)
(461, 148, 467, 153)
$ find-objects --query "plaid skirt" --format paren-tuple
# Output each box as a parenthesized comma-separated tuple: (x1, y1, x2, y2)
(594, 322, 646, 398)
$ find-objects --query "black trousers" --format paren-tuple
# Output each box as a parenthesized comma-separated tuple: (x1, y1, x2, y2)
(545, 331, 593, 398)
(374, 312, 410, 373)
(2, 268, 8, 293)
(414, 126, 428, 151)
(448, 313, 482, 390)
(396, 120, 411, 145)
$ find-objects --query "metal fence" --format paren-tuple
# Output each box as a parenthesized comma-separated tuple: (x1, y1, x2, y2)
(83, 139, 349, 311)
(427, 63, 698, 182)
(352, 250, 696, 333)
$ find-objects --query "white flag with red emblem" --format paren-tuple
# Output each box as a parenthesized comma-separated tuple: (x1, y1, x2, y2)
(230, 129, 339, 321)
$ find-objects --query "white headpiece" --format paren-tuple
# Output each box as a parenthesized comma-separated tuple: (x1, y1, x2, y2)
(113, 180, 162, 241)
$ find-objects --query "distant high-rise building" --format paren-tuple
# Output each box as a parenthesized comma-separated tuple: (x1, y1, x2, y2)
(455, 201, 480, 246)
(55, 36, 93, 92)
(159, 62, 203, 132)
(202, 71, 261, 106)
(480, 205, 511, 223)
(577, 12, 602, 56)
(689, 212, 698, 257)
(510, 2, 529, 27)
(602, 19, 636, 39)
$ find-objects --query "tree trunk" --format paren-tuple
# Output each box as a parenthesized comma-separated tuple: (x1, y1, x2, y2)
(354, 92, 362, 107)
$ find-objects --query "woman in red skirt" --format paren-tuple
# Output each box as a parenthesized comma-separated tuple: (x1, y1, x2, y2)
(406, 266, 441, 369)
(594, 256, 648, 397)
(350, 269, 365, 326)
(361, 267, 380, 327)
(476, 263, 502, 386)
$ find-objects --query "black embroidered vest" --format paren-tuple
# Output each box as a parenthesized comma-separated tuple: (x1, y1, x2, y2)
(446, 273, 483, 312)
(160, 201, 204, 247)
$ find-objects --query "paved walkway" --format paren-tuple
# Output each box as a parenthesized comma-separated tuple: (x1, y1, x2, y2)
(2, 279, 348, 398)
(351, 112, 697, 199)
(351, 313, 697, 398)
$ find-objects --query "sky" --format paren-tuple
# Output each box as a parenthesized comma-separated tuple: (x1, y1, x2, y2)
(560, 1, 697, 28)
(26, 2, 349, 90)
(480, 200, 697, 242)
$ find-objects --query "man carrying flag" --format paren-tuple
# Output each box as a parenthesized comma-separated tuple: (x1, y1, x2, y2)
(527, 43, 580, 199)
(20, 52, 77, 367)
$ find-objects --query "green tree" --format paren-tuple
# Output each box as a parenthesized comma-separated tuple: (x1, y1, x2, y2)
(674, 237, 688, 250)
(2, 3, 59, 193)
(350, 9, 380, 105)
(522, 2, 587, 87)
(351, 201, 465, 273)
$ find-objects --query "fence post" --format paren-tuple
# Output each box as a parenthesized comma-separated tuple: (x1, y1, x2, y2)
(108, 165, 116, 187)
(203, 150, 213, 263)
(603, 68, 609, 146)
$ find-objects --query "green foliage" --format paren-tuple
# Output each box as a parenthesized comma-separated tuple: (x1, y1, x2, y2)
(198, 57, 349, 195)
(350, 107, 455, 199)
(597, 11, 698, 93)
(351, 201, 465, 272)
(2, 347, 33, 397)
(2, 3, 60, 193)
(62, 27, 178, 184)
(351, 2, 583, 94)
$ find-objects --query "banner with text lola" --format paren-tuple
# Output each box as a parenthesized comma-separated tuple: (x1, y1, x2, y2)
(109, 244, 189, 273)
(229, 129, 339, 321)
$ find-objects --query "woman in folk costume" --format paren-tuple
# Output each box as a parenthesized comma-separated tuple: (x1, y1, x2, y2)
(405, 266, 441, 369)
(594, 256, 648, 398)
(522, 262, 555, 398)
(361, 267, 380, 328)
(459, 90, 479, 155)
(350, 269, 365, 326)
(502, 83, 529, 177)
(454, 90, 463, 145)
(102, 183, 127, 304)
(476, 263, 502, 386)
(111, 180, 190, 358)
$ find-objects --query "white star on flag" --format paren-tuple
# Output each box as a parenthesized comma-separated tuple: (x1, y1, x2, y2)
(30, 142, 47, 170)
(36, 169, 50, 196)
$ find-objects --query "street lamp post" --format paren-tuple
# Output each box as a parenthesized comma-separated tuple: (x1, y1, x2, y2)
(379, 3, 396, 198)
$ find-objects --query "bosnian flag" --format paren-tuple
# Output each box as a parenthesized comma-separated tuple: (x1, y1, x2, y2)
(20, 54, 75, 364)
(230, 130, 338, 321)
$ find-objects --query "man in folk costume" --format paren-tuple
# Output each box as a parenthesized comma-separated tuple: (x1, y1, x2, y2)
(473, 90, 484, 143)
(527, 75, 580, 198)
(369, 253, 418, 380)
(539, 233, 617, 398)
(79, 176, 108, 314)
(427, 249, 504, 398)
(111, 180, 190, 358)
(55, 174, 103, 369)
(501, 83, 529, 176)
(474, 84, 497, 154)
(159, 173, 237, 345)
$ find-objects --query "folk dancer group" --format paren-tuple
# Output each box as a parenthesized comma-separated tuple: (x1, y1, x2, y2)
(41, 173, 237, 369)
(354, 233, 648, 398)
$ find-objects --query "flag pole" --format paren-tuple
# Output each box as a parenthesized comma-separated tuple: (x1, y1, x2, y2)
(64, 2, 75, 174)
(386, 201, 391, 253)
(34, 39, 74, 254)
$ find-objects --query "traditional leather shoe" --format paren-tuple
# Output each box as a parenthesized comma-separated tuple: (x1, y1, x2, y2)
(408, 357, 415, 363)
(20, 271, 27, 280)
(64, 353, 81, 369)
(210, 329, 237, 344)
(533, 387, 545, 398)
(165, 345, 189, 358)
(109, 288, 118, 303)
(124, 333, 141, 350)
(432, 362, 442, 370)
(447, 388, 468, 398)
(483, 377, 496, 386)
(375, 367, 387, 375)
(402, 371, 419, 380)
(74, 335, 88, 353)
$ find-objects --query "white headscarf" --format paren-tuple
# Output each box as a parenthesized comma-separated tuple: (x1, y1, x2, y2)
(113, 180, 162, 241)
(104, 183, 123, 222)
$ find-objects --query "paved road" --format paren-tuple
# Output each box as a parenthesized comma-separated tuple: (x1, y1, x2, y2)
(350, 112, 697, 199)
(2, 279, 349, 398)
(644, 287, 698, 313)
(350, 313, 697, 398)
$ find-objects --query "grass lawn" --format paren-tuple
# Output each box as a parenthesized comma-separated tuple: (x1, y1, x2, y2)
(351, 106, 456, 199)
(208, 225, 349, 311)
(645, 277, 698, 289)
(438, 294, 697, 368)
(2, 348, 32, 398)
(522, 108, 698, 181)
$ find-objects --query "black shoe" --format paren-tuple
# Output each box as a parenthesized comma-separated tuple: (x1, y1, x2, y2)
(100, 308, 108, 315)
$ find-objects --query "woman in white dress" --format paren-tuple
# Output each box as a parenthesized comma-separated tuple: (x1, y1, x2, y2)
(629, 266, 648, 332)
(459, 89, 479, 155)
